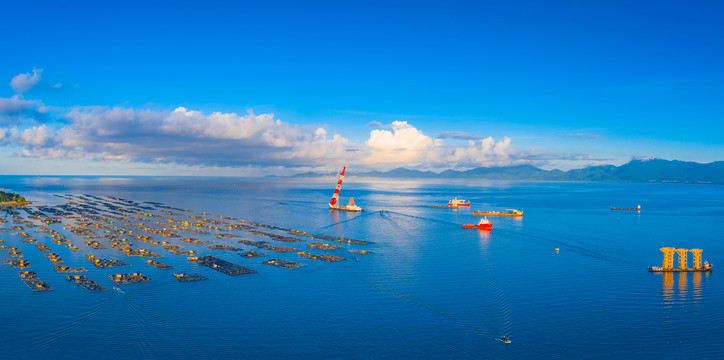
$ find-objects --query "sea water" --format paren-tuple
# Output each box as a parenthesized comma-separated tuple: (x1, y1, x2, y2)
(0, 176, 722, 359)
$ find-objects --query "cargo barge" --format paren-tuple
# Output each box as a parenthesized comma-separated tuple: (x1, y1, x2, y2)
(472, 209, 523, 217)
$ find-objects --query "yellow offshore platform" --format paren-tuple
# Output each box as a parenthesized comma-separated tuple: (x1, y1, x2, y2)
(648, 248, 712, 272)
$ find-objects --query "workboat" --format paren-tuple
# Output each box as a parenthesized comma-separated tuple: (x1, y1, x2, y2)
(612, 205, 641, 211)
(473, 209, 523, 217)
(448, 197, 470, 207)
(329, 167, 363, 212)
(462, 217, 492, 230)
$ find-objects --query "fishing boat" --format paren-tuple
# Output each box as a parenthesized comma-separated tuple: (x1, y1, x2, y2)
(611, 205, 640, 211)
(472, 209, 523, 217)
(448, 197, 470, 207)
(462, 217, 492, 230)
(329, 167, 363, 212)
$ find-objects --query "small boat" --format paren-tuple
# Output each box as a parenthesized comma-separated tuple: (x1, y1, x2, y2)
(499, 336, 511, 344)
(611, 205, 640, 211)
(462, 217, 492, 230)
(329, 167, 363, 212)
(473, 209, 523, 217)
(448, 197, 470, 207)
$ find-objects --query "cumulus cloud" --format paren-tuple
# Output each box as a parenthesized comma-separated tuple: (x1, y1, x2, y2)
(8, 106, 355, 167)
(0, 96, 36, 115)
(365, 121, 444, 164)
(362, 121, 518, 169)
(10, 68, 43, 95)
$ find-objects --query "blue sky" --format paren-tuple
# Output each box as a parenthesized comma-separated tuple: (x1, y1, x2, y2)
(1, 0, 723, 175)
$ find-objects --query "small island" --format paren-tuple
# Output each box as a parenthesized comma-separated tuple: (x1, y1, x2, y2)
(0, 190, 29, 206)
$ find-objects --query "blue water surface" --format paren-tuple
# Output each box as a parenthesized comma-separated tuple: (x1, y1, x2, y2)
(0, 176, 722, 359)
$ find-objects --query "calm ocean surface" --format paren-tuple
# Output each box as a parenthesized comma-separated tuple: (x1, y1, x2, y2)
(1, 176, 722, 359)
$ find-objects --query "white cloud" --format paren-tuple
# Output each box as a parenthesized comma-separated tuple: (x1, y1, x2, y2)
(10, 68, 43, 95)
(13, 125, 51, 146)
(0, 96, 36, 115)
(22, 105, 356, 167)
(362, 121, 518, 168)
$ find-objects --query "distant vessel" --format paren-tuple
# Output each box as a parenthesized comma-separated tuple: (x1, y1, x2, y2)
(448, 198, 470, 207)
(462, 217, 492, 230)
(612, 205, 640, 211)
(473, 209, 523, 217)
(329, 167, 363, 212)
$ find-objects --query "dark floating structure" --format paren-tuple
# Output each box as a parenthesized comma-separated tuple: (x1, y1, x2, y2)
(5, 259, 30, 268)
(263, 259, 306, 269)
(238, 251, 267, 258)
(45, 252, 64, 264)
(180, 237, 212, 245)
(66, 275, 108, 292)
(348, 249, 373, 255)
(174, 273, 208, 282)
(19, 271, 53, 291)
(307, 242, 342, 250)
(189, 255, 257, 276)
(54, 265, 87, 273)
(297, 251, 345, 262)
(35, 243, 52, 251)
(109, 273, 151, 284)
(208, 244, 243, 251)
(84, 254, 129, 268)
(306, 234, 373, 245)
(146, 260, 173, 269)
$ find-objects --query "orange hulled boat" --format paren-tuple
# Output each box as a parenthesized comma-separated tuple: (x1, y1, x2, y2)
(462, 217, 492, 230)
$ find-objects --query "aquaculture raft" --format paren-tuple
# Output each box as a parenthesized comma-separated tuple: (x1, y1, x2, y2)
(54, 265, 87, 273)
(174, 273, 208, 282)
(19, 271, 52, 291)
(189, 255, 257, 275)
(239, 251, 267, 258)
(66, 275, 108, 292)
(109, 273, 151, 284)
(263, 259, 306, 269)
(146, 260, 173, 269)
(297, 251, 345, 262)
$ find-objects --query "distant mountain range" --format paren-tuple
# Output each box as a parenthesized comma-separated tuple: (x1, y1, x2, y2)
(294, 159, 724, 184)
